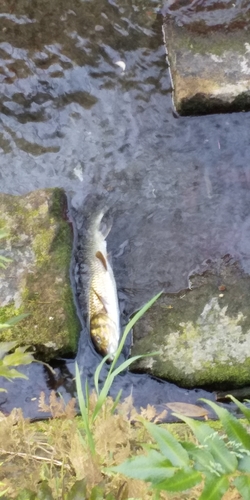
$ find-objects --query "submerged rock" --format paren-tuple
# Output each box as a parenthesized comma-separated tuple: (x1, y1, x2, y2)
(0, 188, 80, 359)
(131, 256, 250, 388)
(162, 1, 250, 115)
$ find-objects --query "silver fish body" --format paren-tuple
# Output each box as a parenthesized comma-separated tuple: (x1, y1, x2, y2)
(87, 211, 120, 359)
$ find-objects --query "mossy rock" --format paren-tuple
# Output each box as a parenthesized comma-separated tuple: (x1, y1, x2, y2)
(0, 188, 80, 360)
(131, 256, 250, 388)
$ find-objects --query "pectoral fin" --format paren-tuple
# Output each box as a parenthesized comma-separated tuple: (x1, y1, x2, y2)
(96, 250, 108, 270)
(93, 288, 109, 313)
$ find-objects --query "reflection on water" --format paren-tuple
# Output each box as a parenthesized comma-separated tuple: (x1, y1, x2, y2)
(0, 0, 250, 419)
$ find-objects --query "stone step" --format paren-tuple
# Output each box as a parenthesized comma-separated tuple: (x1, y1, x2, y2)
(162, 1, 250, 115)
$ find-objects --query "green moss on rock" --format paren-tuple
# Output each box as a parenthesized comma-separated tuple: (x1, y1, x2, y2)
(0, 188, 80, 360)
(131, 259, 250, 388)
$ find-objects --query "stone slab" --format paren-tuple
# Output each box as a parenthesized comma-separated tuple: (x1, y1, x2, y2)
(0, 188, 80, 359)
(131, 256, 250, 388)
(162, 2, 250, 115)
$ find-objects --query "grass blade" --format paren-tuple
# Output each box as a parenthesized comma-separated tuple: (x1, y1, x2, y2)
(94, 354, 110, 395)
(111, 353, 158, 379)
(75, 363, 95, 456)
(0, 314, 29, 330)
(92, 354, 156, 421)
(110, 389, 123, 414)
(227, 395, 250, 422)
(109, 292, 162, 374)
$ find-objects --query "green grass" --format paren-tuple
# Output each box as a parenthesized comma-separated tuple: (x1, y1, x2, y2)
(2, 284, 250, 500)
(75, 291, 162, 456)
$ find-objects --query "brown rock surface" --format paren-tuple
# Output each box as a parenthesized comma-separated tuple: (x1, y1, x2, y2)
(163, 1, 250, 115)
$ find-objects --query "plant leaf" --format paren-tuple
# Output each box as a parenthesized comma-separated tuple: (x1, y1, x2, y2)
(154, 467, 202, 492)
(238, 455, 250, 473)
(199, 474, 229, 500)
(0, 342, 18, 359)
(92, 354, 156, 421)
(0, 314, 29, 329)
(110, 388, 123, 414)
(75, 363, 95, 456)
(200, 399, 250, 451)
(174, 413, 238, 474)
(67, 479, 87, 500)
(89, 485, 107, 500)
(94, 354, 110, 395)
(3, 348, 34, 367)
(234, 475, 250, 500)
(110, 291, 162, 367)
(227, 395, 250, 422)
(181, 441, 216, 474)
(36, 480, 53, 500)
(144, 421, 189, 467)
(0, 255, 11, 261)
(15, 489, 36, 499)
(0, 366, 28, 380)
(92, 292, 162, 421)
(0, 230, 8, 239)
(0, 256, 12, 266)
(109, 450, 176, 484)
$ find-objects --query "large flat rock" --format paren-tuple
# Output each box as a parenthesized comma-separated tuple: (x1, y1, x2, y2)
(131, 256, 250, 388)
(162, 1, 250, 115)
(0, 188, 80, 359)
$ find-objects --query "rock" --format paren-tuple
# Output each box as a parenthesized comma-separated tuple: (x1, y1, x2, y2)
(162, 1, 250, 115)
(0, 188, 80, 359)
(131, 256, 250, 388)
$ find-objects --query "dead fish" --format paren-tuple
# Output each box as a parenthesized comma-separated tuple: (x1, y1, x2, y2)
(87, 211, 120, 359)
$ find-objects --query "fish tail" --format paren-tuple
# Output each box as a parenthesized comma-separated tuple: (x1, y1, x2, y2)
(93, 210, 106, 230)
(91, 205, 113, 240)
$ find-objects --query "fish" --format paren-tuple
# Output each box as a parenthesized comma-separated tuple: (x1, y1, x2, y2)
(86, 211, 121, 360)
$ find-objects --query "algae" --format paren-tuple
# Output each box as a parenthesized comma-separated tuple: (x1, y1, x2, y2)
(0, 188, 80, 359)
(131, 260, 250, 388)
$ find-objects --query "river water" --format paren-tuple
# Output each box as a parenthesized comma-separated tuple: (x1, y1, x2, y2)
(1, 0, 250, 420)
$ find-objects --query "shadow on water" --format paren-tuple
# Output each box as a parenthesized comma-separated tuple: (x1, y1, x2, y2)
(1, 0, 250, 420)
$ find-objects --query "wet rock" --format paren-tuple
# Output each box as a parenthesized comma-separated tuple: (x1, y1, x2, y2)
(131, 256, 250, 388)
(162, 1, 250, 115)
(0, 188, 80, 360)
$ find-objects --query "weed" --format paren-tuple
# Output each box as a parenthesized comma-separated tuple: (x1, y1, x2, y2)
(0, 230, 11, 269)
(110, 398, 250, 499)
(75, 291, 162, 457)
(1, 289, 248, 499)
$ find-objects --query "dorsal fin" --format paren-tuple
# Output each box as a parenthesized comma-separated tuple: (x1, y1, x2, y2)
(96, 250, 108, 270)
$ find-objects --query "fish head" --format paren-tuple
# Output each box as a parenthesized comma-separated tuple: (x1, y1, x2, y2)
(90, 312, 119, 360)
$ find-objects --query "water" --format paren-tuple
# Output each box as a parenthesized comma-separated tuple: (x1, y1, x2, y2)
(1, 0, 250, 420)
